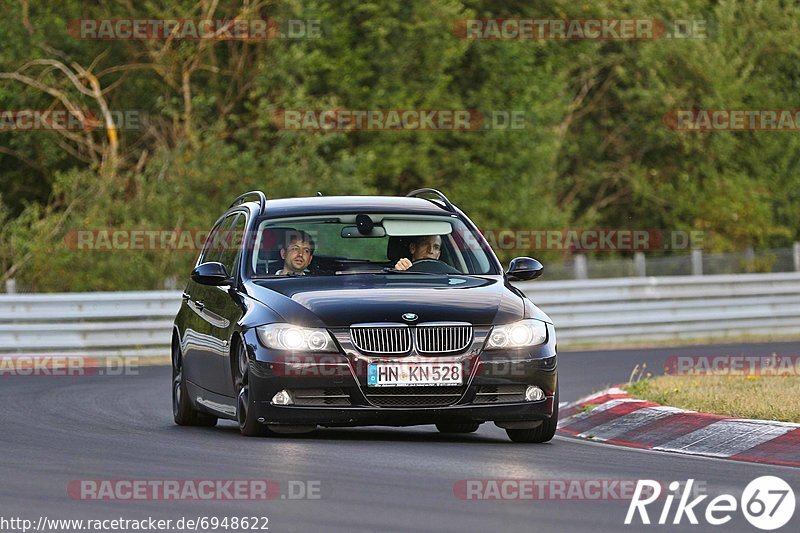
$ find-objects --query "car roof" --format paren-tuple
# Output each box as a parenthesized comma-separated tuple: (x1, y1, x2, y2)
(252, 195, 458, 218)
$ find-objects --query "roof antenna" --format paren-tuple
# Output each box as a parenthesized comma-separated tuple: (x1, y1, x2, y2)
(316, 191, 323, 197)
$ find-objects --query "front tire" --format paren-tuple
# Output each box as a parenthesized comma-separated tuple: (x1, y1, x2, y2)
(505, 386, 558, 443)
(234, 341, 271, 437)
(172, 340, 217, 427)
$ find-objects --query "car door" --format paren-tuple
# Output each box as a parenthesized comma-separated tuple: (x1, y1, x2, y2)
(181, 213, 237, 393)
(197, 211, 248, 395)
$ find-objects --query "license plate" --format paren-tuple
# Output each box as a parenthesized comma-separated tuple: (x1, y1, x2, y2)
(367, 363, 463, 387)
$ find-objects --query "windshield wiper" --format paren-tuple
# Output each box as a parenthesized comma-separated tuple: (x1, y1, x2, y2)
(333, 270, 386, 275)
(380, 267, 451, 275)
(329, 269, 441, 275)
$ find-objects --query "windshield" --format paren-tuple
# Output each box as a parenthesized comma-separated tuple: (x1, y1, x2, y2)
(248, 214, 498, 277)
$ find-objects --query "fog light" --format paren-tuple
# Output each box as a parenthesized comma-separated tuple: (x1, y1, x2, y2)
(271, 390, 294, 406)
(525, 386, 545, 402)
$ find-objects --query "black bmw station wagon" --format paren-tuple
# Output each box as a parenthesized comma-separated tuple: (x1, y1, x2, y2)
(172, 189, 558, 442)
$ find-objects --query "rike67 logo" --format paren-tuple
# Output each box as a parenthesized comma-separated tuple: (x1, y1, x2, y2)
(626, 477, 795, 530)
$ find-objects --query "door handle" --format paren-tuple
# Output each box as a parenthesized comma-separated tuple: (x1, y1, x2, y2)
(182, 292, 191, 301)
(195, 300, 205, 311)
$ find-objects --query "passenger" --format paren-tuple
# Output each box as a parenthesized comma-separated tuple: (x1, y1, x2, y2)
(394, 235, 441, 271)
(276, 230, 315, 276)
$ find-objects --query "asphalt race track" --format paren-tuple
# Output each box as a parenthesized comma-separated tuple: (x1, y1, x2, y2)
(2, 341, 799, 532)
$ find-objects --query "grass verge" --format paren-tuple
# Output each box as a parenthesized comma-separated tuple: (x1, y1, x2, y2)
(625, 375, 800, 423)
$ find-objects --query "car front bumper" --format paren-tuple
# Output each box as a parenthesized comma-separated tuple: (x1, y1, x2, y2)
(255, 401, 556, 428)
(244, 336, 558, 427)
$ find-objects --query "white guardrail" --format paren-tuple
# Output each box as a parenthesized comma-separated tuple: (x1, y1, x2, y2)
(1, 272, 799, 357)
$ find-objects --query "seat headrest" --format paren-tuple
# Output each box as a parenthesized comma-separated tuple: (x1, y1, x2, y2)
(387, 236, 411, 262)
(257, 227, 293, 262)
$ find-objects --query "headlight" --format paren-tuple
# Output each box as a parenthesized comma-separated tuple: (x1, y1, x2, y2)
(257, 324, 338, 352)
(485, 319, 547, 349)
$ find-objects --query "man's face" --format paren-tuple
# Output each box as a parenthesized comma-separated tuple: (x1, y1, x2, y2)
(410, 235, 441, 261)
(280, 238, 314, 273)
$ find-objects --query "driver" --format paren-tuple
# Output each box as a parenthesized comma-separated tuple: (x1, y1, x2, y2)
(394, 235, 441, 271)
(276, 230, 315, 275)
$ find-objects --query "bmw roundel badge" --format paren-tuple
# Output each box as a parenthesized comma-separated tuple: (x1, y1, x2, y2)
(402, 313, 418, 322)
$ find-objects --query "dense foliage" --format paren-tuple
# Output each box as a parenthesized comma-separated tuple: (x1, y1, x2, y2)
(1, 0, 799, 291)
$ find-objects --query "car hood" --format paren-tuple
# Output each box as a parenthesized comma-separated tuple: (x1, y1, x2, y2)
(246, 275, 549, 328)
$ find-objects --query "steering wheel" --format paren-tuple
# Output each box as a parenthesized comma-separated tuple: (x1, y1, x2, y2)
(406, 259, 461, 274)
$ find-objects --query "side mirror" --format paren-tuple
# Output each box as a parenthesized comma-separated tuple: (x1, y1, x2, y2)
(506, 257, 544, 281)
(192, 262, 231, 286)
